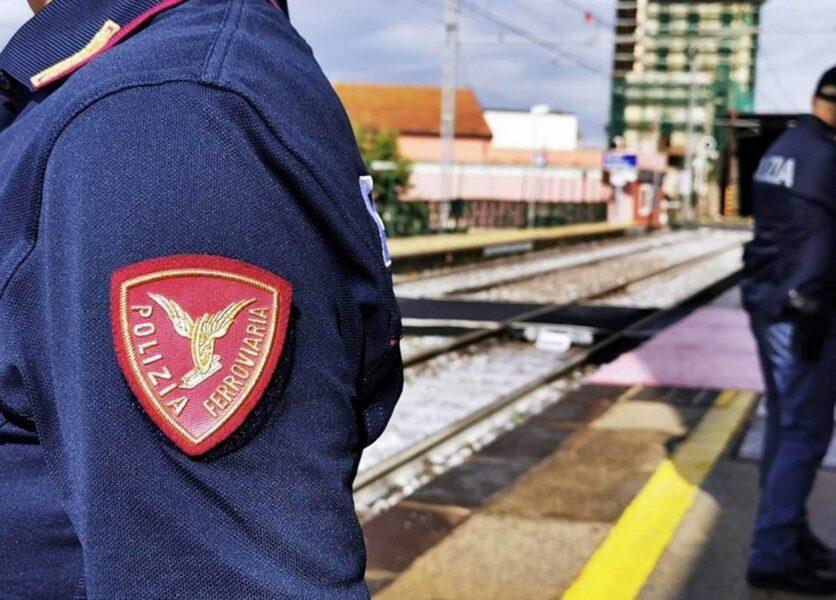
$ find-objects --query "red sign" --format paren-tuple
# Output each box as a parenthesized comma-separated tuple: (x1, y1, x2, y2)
(111, 255, 292, 456)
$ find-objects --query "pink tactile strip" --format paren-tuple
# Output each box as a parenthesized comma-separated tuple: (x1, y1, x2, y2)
(588, 307, 764, 392)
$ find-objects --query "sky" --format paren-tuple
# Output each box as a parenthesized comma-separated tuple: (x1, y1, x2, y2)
(2, 0, 834, 146)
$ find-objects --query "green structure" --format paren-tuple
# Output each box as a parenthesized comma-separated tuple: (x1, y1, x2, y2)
(609, 0, 765, 211)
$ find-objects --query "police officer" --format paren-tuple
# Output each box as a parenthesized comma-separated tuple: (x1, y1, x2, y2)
(0, 0, 402, 597)
(743, 65, 836, 594)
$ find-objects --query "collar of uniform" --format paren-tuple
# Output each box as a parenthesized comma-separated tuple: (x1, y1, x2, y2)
(0, 0, 190, 101)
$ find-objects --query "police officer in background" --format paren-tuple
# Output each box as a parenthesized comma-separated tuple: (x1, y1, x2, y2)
(743, 65, 836, 594)
(0, 0, 402, 597)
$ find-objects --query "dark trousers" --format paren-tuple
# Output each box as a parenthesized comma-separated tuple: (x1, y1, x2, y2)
(748, 314, 836, 572)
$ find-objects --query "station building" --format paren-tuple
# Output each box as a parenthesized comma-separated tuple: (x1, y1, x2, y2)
(335, 82, 667, 231)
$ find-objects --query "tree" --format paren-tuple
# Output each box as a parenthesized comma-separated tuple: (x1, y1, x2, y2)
(355, 127, 428, 236)
(356, 127, 412, 204)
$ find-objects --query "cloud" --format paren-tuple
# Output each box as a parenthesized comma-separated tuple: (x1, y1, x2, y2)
(293, 1, 616, 145)
(756, 0, 835, 113)
(2, 0, 832, 145)
(292, 0, 834, 145)
(369, 22, 444, 59)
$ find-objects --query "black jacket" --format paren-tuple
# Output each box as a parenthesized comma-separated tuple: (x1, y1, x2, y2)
(742, 115, 836, 319)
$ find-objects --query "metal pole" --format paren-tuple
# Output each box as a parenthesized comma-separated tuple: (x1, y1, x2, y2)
(439, 0, 460, 231)
(684, 43, 698, 222)
(529, 103, 550, 228)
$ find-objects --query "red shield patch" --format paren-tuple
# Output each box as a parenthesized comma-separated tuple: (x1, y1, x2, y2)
(111, 255, 292, 456)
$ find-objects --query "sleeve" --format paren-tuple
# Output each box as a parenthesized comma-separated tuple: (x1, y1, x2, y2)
(788, 197, 836, 304)
(788, 149, 836, 305)
(30, 82, 377, 597)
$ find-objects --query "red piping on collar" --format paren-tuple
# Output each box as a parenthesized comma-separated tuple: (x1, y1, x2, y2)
(32, 0, 188, 90)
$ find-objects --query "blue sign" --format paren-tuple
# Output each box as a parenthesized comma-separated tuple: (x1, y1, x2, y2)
(603, 152, 638, 172)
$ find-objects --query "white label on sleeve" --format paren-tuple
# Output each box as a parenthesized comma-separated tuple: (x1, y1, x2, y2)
(359, 175, 392, 267)
(754, 156, 795, 189)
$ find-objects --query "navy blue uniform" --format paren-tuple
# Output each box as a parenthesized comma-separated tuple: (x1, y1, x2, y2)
(0, 0, 402, 597)
(742, 115, 836, 573)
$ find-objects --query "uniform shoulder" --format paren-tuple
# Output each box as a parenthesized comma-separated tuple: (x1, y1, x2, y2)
(51, 3, 217, 101)
(43, 0, 359, 174)
(793, 123, 836, 202)
(782, 118, 836, 165)
(42, 0, 291, 118)
(33, 2, 312, 163)
(758, 120, 836, 203)
(42, 0, 374, 273)
(210, 1, 364, 171)
(39, 83, 283, 242)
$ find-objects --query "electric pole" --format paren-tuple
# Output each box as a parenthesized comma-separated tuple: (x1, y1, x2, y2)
(439, 0, 460, 230)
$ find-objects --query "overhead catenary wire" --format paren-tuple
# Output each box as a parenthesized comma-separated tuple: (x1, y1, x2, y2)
(457, 0, 609, 75)
(503, 0, 613, 34)
(396, 0, 609, 75)
(548, 0, 613, 30)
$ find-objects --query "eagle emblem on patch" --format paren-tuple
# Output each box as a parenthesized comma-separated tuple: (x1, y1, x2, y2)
(111, 255, 292, 456)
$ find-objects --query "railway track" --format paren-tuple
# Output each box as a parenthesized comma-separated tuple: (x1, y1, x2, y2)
(394, 229, 697, 296)
(402, 239, 743, 368)
(442, 233, 702, 297)
(354, 243, 746, 514)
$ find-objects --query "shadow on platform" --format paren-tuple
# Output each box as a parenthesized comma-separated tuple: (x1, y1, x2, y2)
(642, 459, 836, 599)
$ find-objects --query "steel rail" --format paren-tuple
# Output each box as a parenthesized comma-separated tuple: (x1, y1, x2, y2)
(402, 240, 743, 368)
(355, 261, 742, 493)
(443, 232, 699, 297)
(392, 229, 673, 287)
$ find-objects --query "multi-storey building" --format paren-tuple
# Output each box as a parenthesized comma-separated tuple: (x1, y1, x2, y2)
(610, 1, 764, 166)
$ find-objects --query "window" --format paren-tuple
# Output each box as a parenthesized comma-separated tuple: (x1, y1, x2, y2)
(660, 122, 673, 150)
(657, 46, 669, 71)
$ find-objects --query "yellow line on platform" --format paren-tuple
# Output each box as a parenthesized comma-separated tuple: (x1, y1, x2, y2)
(562, 390, 758, 600)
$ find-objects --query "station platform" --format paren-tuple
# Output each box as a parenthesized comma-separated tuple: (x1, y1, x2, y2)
(389, 222, 639, 273)
(362, 288, 836, 598)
